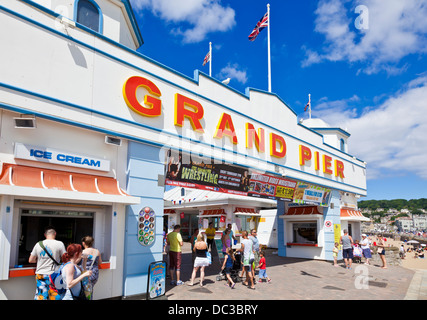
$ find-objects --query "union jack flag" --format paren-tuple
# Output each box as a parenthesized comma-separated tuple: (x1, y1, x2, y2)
(203, 51, 211, 66)
(248, 12, 268, 41)
(304, 101, 310, 111)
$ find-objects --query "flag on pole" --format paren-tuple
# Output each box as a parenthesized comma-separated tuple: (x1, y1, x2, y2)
(248, 12, 269, 41)
(202, 51, 211, 66)
(304, 94, 312, 119)
(304, 101, 310, 111)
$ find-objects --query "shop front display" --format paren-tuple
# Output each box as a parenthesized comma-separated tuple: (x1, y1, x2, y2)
(0, 0, 367, 299)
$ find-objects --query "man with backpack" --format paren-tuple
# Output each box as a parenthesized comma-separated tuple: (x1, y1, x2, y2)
(29, 226, 66, 300)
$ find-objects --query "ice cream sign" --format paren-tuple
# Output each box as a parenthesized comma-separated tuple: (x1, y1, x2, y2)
(14, 143, 110, 171)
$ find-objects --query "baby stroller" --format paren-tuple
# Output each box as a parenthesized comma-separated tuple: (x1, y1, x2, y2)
(352, 245, 363, 263)
(216, 251, 242, 283)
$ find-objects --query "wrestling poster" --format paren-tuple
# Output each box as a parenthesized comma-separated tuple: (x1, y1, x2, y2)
(165, 150, 297, 201)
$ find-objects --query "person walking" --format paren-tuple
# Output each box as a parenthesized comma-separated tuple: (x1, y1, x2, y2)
(360, 234, 372, 265)
(205, 222, 216, 252)
(29, 226, 66, 300)
(61, 244, 92, 300)
(187, 234, 210, 287)
(257, 250, 271, 283)
(167, 225, 184, 285)
(240, 231, 255, 289)
(79, 236, 102, 299)
(340, 229, 354, 269)
(221, 247, 236, 289)
(249, 229, 260, 279)
(222, 229, 232, 257)
(190, 229, 199, 264)
(376, 234, 388, 269)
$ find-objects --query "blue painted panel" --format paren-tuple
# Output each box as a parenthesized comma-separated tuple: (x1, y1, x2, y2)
(128, 142, 165, 163)
(276, 201, 287, 257)
(127, 177, 164, 198)
(322, 190, 341, 261)
(125, 251, 163, 275)
(124, 274, 147, 297)
(128, 158, 164, 180)
(123, 142, 165, 297)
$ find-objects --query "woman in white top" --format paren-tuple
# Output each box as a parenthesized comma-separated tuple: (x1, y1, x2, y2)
(61, 244, 92, 300)
(360, 234, 372, 265)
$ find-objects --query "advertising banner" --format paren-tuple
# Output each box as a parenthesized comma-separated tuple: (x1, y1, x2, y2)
(247, 172, 296, 201)
(293, 182, 332, 207)
(165, 150, 296, 201)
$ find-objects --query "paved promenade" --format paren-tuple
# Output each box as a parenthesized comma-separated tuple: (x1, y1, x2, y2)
(161, 242, 426, 300)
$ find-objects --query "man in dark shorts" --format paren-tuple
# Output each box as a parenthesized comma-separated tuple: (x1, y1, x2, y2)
(167, 225, 184, 285)
(340, 229, 354, 270)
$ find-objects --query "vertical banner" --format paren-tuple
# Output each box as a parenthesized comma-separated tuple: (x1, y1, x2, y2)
(146, 261, 166, 300)
(334, 224, 342, 250)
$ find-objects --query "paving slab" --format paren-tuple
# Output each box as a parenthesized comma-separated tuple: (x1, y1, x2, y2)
(161, 242, 417, 301)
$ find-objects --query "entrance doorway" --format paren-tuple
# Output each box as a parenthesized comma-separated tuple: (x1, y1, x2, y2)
(180, 213, 199, 241)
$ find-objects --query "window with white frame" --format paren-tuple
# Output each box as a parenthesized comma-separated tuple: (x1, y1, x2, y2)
(292, 222, 318, 244)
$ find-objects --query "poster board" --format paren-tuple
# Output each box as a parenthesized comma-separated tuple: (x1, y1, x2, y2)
(146, 261, 166, 300)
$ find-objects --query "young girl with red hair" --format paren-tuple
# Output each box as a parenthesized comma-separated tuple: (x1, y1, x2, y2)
(61, 244, 92, 300)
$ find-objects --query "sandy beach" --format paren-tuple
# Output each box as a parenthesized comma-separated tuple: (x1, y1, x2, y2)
(382, 237, 427, 270)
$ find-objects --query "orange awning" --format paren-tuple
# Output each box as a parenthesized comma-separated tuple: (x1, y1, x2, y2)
(234, 207, 259, 216)
(340, 209, 369, 221)
(0, 163, 139, 204)
(200, 209, 225, 216)
(285, 206, 322, 216)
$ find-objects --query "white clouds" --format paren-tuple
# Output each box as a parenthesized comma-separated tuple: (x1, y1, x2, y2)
(303, 0, 427, 74)
(311, 74, 427, 180)
(217, 63, 248, 84)
(131, 0, 236, 43)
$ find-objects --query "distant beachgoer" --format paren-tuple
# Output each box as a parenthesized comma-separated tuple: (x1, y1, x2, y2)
(376, 234, 387, 269)
(360, 234, 372, 265)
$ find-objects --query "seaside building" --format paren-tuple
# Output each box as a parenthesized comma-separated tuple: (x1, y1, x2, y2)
(0, 0, 367, 299)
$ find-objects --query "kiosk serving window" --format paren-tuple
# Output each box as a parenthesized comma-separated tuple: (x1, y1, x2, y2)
(15, 202, 110, 267)
(292, 222, 318, 244)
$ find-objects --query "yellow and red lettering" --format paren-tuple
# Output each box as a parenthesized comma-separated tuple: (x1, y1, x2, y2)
(174, 93, 204, 133)
(123, 76, 162, 117)
(246, 123, 265, 152)
(314, 151, 320, 171)
(299, 145, 312, 166)
(214, 113, 238, 144)
(270, 133, 286, 158)
(323, 155, 333, 175)
(335, 160, 345, 178)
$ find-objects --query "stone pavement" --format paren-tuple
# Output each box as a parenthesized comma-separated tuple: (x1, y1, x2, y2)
(161, 242, 427, 300)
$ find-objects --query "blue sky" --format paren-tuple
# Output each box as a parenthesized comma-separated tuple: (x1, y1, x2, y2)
(129, 0, 427, 201)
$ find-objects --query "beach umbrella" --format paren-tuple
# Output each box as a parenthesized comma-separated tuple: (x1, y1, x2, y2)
(407, 240, 419, 244)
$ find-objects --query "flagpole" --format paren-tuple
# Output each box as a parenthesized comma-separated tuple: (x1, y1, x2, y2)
(267, 3, 271, 93)
(309, 93, 311, 119)
(209, 41, 212, 77)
